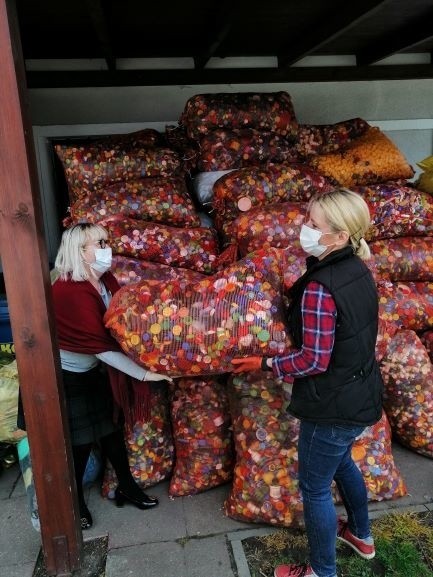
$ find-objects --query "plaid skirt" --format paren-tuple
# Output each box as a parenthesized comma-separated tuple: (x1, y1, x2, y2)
(62, 366, 120, 446)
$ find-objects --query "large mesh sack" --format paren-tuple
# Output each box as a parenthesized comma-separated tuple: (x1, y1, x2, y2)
(164, 125, 199, 173)
(280, 247, 308, 292)
(375, 318, 399, 364)
(212, 163, 334, 240)
(101, 384, 174, 498)
(168, 376, 234, 496)
(68, 176, 201, 228)
(354, 182, 433, 241)
(112, 255, 206, 287)
(294, 118, 370, 158)
(55, 140, 181, 202)
(378, 281, 433, 333)
(333, 410, 407, 502)
(225, 373, 303, 527)
(308, 127, 414, 187)
(197, 128, 299, 171)
(101, 215, 221, 274)
(420, 330, 433, 363)
(180, 91, 298, 140)
(368, 237, 433, 282)
(105, 248, 291, 377)
(380, 330, 433, 458)
(225, 201, 306, 255)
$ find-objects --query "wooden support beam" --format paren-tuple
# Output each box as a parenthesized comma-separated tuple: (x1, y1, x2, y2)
(25, 63, 433, 87)
(0, 1, 82, 575)
(194, 1, 238, 70)
(278, 0, 388, 68)
(356, 9, 433, 66)
(84, 0, 116, 70)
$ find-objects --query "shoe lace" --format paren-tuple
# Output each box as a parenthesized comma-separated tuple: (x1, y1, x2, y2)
(294, 564, 312, 577)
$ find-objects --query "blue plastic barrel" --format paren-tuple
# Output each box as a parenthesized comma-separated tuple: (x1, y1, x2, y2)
(0, 298, 13, 352)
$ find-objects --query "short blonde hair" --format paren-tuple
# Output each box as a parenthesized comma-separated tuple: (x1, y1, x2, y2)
(54, 223, 109, 281)
(309, 188, 372, 260)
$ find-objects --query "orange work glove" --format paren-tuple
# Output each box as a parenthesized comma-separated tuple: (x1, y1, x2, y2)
(231, 356, 263, 373)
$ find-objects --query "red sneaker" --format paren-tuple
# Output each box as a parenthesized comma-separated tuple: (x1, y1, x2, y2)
(337, 518, 375, 560)
(274, 564, 318, 577)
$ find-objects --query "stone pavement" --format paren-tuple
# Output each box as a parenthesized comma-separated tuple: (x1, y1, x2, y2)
(0, 442, 432, 577)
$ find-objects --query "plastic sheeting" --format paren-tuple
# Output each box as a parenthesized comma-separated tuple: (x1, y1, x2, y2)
(380, 330, 433, 458)
(309, 128, 414, 187)
(105, 249, 291, 377)
(180, 91, 298, 140)
(68, 176, 201, 228)
(169, 376, 233, 496)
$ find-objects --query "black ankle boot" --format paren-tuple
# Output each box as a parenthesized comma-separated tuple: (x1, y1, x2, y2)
(115, 487, 159, 510)
(79, 501, 93, 530)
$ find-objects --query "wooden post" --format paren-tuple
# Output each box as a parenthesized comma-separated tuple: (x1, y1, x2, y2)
(0, 1, 83, 574)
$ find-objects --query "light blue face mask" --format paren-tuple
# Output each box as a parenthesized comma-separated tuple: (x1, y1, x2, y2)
(299, 224, 328, 257)
(90, 247, 112, 274)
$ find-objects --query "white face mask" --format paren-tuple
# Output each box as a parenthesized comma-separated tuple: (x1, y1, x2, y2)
(90, 247, 112, 274)
(299, 224, 328, 257)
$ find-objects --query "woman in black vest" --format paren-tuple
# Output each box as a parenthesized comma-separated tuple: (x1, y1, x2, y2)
(232, 188, 383, 577)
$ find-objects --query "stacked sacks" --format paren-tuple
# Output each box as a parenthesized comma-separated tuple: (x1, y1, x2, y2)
(169, 376, 234, 496)
(105, 248, 291, 377)
(225, 372, 406, 527)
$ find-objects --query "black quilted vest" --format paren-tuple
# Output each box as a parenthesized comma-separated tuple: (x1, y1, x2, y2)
(287, 246, 383, 426)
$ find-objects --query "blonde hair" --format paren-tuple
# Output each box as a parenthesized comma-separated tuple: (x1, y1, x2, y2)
(54, 223, 109, 281)
(308, 188, 372, 260)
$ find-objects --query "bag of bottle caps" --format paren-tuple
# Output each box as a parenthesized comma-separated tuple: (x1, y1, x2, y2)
(105, 248, 291, 377)
(378, 281, 433, 333)
(169, 376, 234, 496)
(180, 92, 298, 140)
(420, 330, 433, 363)
(102, 384, 174, 497)
(224, 372, 303, 527)
(294, 118, 370, 157)
(55, 141, 182, 202)
(333, 410, 407, 502)
(213, 163, 334, 241)
(69, 176, 201, 228)
(197, 128, 299, 171)
(112, 255, 206, 287)
(354, 182, 433, 241)
(415, 155, 433, 194)
(224, 201, 306, 255)
(101, 215, 221, 274)
(380, 330, 433, 458)
(368, 237, 433, 282)
(309, 127, 414, 187)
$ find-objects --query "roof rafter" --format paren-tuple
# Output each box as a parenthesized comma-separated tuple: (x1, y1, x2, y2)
(277, 0, 388, 68)
(193, 1, 239, 69)
(356, 9, 433, 66)
(84, 0, 116, 71)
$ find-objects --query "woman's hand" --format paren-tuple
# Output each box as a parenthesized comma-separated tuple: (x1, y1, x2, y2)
(231, 356, 263, 373)
(143, 370, 173, 383)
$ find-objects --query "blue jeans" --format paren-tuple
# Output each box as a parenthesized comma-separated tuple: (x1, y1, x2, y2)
(298, 421, 370, 577)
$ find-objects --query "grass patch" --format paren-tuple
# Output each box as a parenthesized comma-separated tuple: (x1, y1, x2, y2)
(242, 511, 433, 577)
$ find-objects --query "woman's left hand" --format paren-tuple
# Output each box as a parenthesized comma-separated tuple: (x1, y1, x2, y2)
(231, 356, 262, 373)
